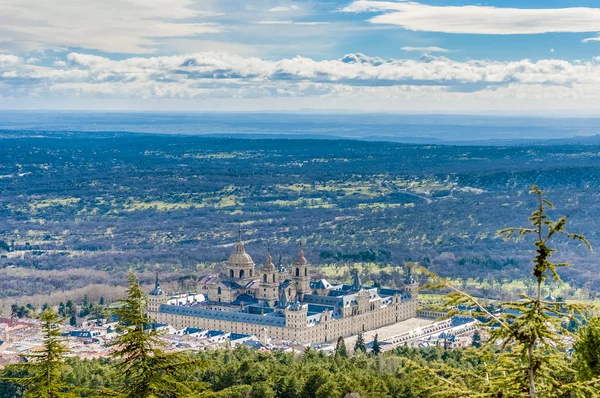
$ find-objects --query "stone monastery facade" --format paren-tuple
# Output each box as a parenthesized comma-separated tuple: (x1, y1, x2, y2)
(147, 233, 418, 344)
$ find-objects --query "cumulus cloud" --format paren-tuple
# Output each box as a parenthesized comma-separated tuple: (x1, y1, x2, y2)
(342, 1, 600, 34)
(0, 0, 221, 53)
(0, 55, 21, 67)
(3, 51, 600, 112)
(401, 46, 451, 53)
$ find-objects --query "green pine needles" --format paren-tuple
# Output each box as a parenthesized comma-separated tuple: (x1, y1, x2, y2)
(419, 185, 598, 398)
(335, 336, 349, 359)
(110, 272, 199, 398)
(354, 332, 367, 354)
(8, 309, 72, 398)
(494, 185, 595, 398)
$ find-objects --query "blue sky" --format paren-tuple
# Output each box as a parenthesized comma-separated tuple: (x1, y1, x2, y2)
(2, 0, 600, 114)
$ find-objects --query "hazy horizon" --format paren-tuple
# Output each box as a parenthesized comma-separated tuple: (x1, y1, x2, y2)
(2, 110, 600, 143)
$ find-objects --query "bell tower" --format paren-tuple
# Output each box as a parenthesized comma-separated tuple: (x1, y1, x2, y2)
(403, 264, 419, 298)
(147, 272, 168, 317)
(292, 243, 311, 300)
(260, 248, 279, 307)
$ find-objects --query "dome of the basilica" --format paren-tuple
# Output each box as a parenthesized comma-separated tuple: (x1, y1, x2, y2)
(228, 239, 254, 267)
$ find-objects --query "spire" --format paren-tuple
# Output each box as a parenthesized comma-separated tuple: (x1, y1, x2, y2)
(278, 287, 288, 308)
(294, 242, 308, 266)
(404, 265, 416, 285)
(235, 227, 245, 253)
(263, 247, 275, 271)
(277, 251, 286, 273)
(149, 272, 164, 296)
(351, 269, 362, 291)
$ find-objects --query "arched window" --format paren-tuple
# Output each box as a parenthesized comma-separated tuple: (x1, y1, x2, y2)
(230, 270, 234, 278)
(217, 287, 222, 295)
(272, 274, 276, 283)
(305, 268, 307, 276)
(295, 268, 300, 277)
(250, 269, 253, 277)
(240, 270, 245, 279)
(263, 274, 267, 283)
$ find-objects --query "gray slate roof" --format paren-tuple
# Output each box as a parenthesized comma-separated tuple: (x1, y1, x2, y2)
(159, 304, 286, 327)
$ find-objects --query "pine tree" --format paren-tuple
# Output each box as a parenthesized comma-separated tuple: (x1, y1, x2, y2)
(69, 315, 76, 327)
(110, 272, 196, 398)
(574, 317, 600, 380)
(8, 309, 71, 397)
(354, 332, 366, 354)
(493, 185, 594, 398)
(334, 336, 348, 359)
(371, 334, 381, 356)
(418, 186, 599, 397)
(471, 330, 481, 348)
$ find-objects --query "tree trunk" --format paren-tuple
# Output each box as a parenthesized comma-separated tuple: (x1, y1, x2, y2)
(528, 343, 536, 398)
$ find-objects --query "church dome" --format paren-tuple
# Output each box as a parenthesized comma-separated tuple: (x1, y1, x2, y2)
(228, 236, 255, 268)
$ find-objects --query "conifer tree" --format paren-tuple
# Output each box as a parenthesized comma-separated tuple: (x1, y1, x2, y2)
(371, 334, 381, 356)
(574, 317, 600, 380)
(471, 330, 481, 348)
(493, 185, 593, 398)
(110, 272, 196, 398)
(354, 332, 366, 354)
(419, 186, 599, 397)
(8, 309, 72, 398)
(335, 336, 348, 359)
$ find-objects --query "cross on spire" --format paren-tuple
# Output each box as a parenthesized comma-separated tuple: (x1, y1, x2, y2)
(235, 227, 245, 252)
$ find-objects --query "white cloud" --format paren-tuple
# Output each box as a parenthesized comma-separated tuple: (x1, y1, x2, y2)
(401, 46, 451, 53)
(268, 5, 300, 12)
(295, 22, 329, 26)
(343, 1, 600, 34)
(4, 51, 600, 112)
(0, 0, 222, 53)
(256, 20, 328, 25)
(582, 36, 600, 43)
(53, 60, 67, 67)
(0, 54, 21, 67)
(26, 57, 41, 64)
(257, 20, 295, 25)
